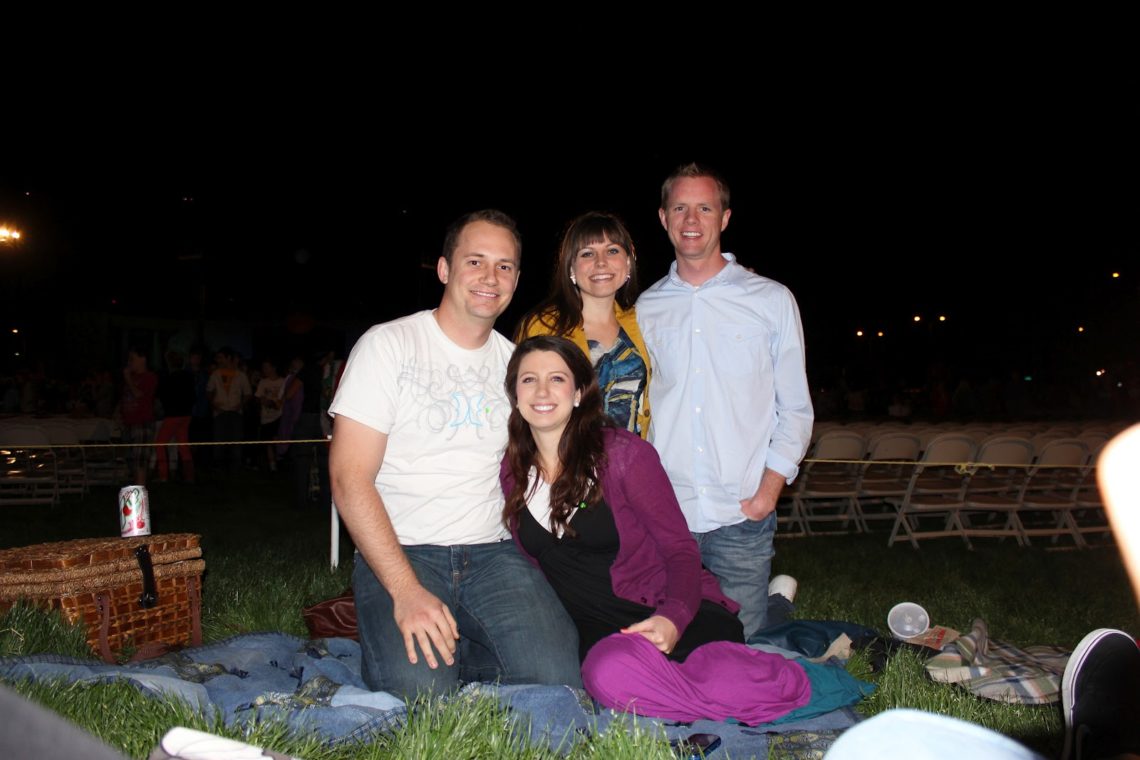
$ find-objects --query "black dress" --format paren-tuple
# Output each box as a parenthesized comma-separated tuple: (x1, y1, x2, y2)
(518, 498, 743, 663)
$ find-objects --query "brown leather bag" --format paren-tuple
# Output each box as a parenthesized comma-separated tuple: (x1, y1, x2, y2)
(302, 590, 359, 640)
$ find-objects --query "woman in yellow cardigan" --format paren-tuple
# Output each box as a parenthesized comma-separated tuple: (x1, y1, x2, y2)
(515, 212, 651, 438)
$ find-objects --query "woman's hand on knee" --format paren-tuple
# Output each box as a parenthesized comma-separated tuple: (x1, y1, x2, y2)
(620, 615, 679, 654)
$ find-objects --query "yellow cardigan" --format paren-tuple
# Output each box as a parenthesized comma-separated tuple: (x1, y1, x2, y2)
(521, 304, 652, 438)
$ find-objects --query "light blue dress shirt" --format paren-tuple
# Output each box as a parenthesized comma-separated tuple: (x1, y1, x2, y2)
(636, 253, 814, 533)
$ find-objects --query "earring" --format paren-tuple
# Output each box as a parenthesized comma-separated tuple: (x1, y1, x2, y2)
(570, 273, 577, 285)
(626, 273, 631, 281)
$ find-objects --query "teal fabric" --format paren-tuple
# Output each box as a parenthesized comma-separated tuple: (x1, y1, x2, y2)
(770, 658, 875, 724)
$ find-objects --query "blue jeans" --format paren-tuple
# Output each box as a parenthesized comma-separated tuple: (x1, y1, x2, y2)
(692, 513, 776, 643)
(353, 542, 581, 699)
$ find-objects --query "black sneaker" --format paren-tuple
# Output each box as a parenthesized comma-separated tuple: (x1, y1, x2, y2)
(1062, 628, 1140, 760)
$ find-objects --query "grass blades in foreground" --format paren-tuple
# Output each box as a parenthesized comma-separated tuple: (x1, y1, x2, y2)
(0, 601, 91, 659)
(5, 678, 679, 760)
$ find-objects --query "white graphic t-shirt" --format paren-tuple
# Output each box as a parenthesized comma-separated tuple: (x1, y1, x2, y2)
(329, 310, 514, 545)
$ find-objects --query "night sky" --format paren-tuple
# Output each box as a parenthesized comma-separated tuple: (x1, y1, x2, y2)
(2, 92, 1136, 396)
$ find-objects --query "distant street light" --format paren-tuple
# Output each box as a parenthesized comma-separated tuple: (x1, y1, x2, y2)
(0, 225, 22, 244)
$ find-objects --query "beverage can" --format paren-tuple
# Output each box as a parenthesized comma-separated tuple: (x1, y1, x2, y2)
(119, 485, 151, 537)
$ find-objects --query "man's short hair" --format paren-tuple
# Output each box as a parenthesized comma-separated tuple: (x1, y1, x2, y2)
(660, 162, 732, 210)
(441, 209, 522, 266)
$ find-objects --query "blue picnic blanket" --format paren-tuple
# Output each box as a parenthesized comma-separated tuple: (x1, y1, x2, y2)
(0, 632, 872, 757)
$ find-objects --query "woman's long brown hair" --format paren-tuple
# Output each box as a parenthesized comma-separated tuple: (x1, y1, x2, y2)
(514, 211, 639, 341)
(503, 336, 610, 538)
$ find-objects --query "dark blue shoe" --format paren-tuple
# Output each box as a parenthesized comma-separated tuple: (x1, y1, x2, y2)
(1062, 628, 1140, 760)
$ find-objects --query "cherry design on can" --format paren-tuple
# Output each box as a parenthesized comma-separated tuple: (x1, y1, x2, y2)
(119, 485, 151, 537)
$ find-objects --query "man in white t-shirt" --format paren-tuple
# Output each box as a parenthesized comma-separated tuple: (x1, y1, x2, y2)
(329, 210, 580, 697)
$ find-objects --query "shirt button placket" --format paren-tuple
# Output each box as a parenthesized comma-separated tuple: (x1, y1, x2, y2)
(692, 291, 712, 508)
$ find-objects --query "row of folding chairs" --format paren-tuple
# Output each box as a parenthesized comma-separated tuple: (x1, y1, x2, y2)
(0, 423, 59, 506)
(778, 430, 1110, 549)
(0, 418, 127, 506)
(883, 435, 1107, 550)
(812, 421, 1120, 458)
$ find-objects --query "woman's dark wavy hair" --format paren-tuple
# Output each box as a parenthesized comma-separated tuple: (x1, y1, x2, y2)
(503, 336, 611, 538)
(513, 211, 639, 342)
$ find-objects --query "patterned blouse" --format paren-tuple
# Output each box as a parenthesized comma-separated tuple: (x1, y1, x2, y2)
(588, 326, 648, 435)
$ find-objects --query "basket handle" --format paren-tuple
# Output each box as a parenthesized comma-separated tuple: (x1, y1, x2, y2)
(94, 592, 164, 663)
(188, 575, 202, 647)
(94, 578, 202, 663)
(95, 593, 115, 663)
(135, 545, 158, 609)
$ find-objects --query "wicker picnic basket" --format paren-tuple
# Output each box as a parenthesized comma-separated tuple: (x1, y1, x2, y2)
(0, 533, 204, 662)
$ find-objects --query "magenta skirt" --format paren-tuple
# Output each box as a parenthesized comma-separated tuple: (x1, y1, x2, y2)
(581, 634, 812, 725)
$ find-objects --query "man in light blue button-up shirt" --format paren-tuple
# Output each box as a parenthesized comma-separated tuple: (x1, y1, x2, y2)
(637, 163, 814, 641)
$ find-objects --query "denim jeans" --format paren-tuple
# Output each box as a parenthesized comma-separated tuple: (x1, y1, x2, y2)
(353, 542, 581, 699)
(692, 512, 776, 643)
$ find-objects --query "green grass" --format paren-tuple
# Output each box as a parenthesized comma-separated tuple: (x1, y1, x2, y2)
(855, 647, 1061, 755)
(1, 600, 91, 659)
(201, 550, 352, 641)
(2, 467, 1138, 759)
(5, 677, 370, 760)
(773, 531, 1138, 758)
(776, 531, 1138, 648)
(3, 676, 681, 760)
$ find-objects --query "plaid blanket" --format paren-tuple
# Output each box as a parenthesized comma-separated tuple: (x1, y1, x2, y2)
(925, 618, 1069, 704)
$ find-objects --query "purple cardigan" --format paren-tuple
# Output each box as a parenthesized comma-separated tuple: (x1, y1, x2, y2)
(500, 427, 739, 637)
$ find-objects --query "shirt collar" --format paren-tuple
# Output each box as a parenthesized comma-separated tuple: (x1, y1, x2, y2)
(667, 252, 739, 288)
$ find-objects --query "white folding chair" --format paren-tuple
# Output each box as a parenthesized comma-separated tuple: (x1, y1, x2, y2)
(38, 419, 89, 498)
(785, 430, 866, 536)
(1016, 438, 1091, 548)
(0, 424, 59, 506)
(855, 432, 922, 532)
(886, 433, 977, 549)
(957, 436, 1036, 548)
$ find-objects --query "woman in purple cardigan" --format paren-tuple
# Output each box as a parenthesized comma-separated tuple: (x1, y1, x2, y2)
(500, 336, 810, 724)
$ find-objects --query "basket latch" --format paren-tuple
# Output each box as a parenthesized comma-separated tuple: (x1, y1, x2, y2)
(134, 545, 158, 609)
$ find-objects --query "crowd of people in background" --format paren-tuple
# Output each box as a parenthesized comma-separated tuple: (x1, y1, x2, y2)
(0, 346, 345, 507)
(2, 357, 1135, 437)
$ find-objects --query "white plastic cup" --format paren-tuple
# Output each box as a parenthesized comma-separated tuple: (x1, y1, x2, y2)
(887, 602, 930, 639)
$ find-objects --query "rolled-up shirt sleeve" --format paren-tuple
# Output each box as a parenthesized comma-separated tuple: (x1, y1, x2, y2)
(765, 288, 814, 483)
